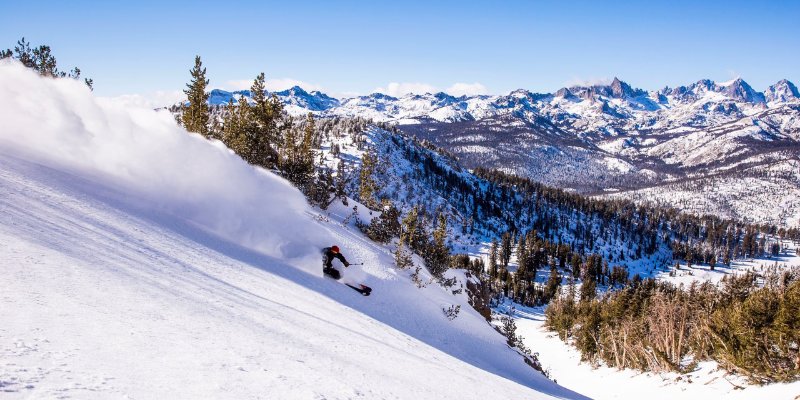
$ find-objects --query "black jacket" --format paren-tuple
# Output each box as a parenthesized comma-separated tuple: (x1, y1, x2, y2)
(322, 247, 348, 268)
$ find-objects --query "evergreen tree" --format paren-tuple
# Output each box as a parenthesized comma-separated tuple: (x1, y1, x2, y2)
(488, 238, 499, 280)
(401, 206, 426, 252)
(517, 233, 529, 278)
(279, 114, 317, 188)
(361, 200, 401, 243)
(334, 160, 348, 204)
(426, 214, 450, 278)
(222, 99, 240, 144)
(295, 112, 317, 187)
(309, 168, 335, 207)
(500, 232, 512, 267)
(249, 72, 283, 168)
(580, 272, 597, 302)
(359, 151, 378, 209)
(281, 125, 299, 172)
(222, 97, 251, 157)
(544, 265, 561, 301)
(571, 253, 582, 279)
(181, 56, 210, 136)
(3, 37, 92, 88)
(395, 241, 414, 270)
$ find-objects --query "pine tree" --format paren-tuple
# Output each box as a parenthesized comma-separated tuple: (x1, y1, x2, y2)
(544, 265, 561, 301)
(281, 126, 299, 174)
(426, 214, 450, 278)
(401, 206, 427, 252)
(334, 160, 348, 205)
(31, 45, 58, 77)
(279, 114, 316, 189)
(359, 151, 378, 209)
(3, 38, 92, 88)
(517, 233, 529, 279)
(580, 260, 597, 302)
(181, 56, 210, 136)
(361, 200, 401, 243)
(309, 168, 335, 207)
(5, 38, 32, 67)
(222, 97, 250, 158)
(488, 238, 499, 280)
(394, 240, 414, 270)
(248, 72, 282, 168)
(501, 232, 512, 267)
(571, 253, 582, 279)
(296, 112, 317, 187)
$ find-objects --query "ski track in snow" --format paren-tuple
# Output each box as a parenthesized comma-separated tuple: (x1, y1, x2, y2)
(0, 154, 582, 399)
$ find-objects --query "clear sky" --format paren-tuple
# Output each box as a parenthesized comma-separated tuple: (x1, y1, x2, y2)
(1, 0, 798, 103)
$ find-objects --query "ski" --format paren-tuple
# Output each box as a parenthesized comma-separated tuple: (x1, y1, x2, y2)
(345, 283, 372, 296)
(323, 268, 372, 296)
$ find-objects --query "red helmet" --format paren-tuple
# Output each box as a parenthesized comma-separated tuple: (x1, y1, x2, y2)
(331, 245, 340, 253)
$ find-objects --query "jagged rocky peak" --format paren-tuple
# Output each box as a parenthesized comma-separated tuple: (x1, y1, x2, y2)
(277, 85, 309, 97)
(310, 90, 335, 100)
(207, 88, 252, 105)
(765, 79, 800, 103)
(610, 77, 639, 98)
(692, 79, 716, 92)
(722, 78, 765, 103)
(366, 92, 399, 101)
(568, 86, 592, 101)
(277, 85, 341, 111)
(429, 91, 460, 105)
(567, 78, 645, 100)
(433, 91, 455, 100)
(509, 88, 534, 99)
(555, 87, 575, 99)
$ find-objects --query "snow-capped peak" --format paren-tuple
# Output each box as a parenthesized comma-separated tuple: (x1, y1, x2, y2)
(765, 79, 800, 103)
(609, 77, 645, 98)
(721, 77, 765, 103)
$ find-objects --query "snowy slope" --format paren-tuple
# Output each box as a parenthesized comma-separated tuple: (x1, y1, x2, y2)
(0, 61, 584, 399)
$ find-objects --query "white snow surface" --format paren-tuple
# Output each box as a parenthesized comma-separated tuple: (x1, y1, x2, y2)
(0, 61, 584, 399)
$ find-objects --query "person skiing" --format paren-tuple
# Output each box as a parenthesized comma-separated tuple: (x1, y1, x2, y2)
(322, 245, 349, 279)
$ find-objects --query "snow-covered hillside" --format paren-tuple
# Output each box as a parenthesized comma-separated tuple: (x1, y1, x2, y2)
(602, 158, 800, 227)
(0, 61, 584, 399)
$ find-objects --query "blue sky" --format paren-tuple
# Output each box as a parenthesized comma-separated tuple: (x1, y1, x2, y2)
(1, 0, 798, 101)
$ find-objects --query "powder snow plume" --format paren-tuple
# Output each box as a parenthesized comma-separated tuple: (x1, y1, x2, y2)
(0, 60, 327, 265)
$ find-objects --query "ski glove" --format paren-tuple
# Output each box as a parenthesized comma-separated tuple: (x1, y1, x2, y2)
(344, 262, 350, 267)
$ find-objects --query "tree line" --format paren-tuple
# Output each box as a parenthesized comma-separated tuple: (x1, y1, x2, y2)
(2, 37, 93, 89)
(179, 56, 324, 199)
(545, 266, 800, 383)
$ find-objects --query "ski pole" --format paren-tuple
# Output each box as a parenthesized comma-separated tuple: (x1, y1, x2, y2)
(348, 262, 364, 266)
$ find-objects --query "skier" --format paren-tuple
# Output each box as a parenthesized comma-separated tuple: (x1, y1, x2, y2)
(322, 245, 350, 279)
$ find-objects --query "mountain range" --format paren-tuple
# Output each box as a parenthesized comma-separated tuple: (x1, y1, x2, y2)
(198, 77, 800, 227)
